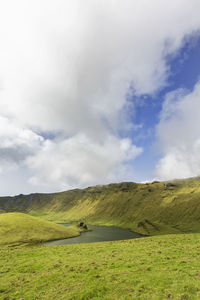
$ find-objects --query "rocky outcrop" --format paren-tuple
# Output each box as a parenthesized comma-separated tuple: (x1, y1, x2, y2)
(77, 221, 88, 230)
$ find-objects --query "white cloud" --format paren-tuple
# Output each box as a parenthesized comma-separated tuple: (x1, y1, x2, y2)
(155, 82, 200, 180)
(0, 116, 43, 168)
(0, 0, 200, 194)
(25, 134, 142, 190)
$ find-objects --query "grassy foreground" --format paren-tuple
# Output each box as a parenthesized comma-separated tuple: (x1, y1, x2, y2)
(0, 212, 81, 245)
(0, 233, 200, 299)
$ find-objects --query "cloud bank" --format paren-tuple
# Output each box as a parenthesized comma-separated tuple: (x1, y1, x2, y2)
(155, 82, 200, 180)
(0, 0, 200, 194)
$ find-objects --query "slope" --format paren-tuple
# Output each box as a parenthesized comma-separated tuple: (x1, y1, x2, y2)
(1, 177, 200, 235)
(0, 212, 80, 245)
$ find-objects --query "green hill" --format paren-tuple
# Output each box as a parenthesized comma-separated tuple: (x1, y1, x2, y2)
(0, 212, 81, 245)
(1, 179, 200, 299)
(1, 177, 200, 235)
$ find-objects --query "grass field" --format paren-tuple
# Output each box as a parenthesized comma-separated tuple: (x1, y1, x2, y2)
(0, 212, 82, 245)
(0, 233, 200, 299)
(0, 178, 200, 299)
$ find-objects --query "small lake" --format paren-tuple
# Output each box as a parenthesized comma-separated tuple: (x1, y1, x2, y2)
(44, 224, 142, 246)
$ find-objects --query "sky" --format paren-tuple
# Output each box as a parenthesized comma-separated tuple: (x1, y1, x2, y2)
(0, 0, 200, 196)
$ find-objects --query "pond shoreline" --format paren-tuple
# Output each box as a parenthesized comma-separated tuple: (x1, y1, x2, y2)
(43, 224, 143, 246)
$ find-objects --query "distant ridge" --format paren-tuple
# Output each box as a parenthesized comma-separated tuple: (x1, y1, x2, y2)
(1, 177, 200, 235)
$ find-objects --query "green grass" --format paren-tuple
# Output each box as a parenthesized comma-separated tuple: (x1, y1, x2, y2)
(0, 233, 200, 299)
(0, 178, 200, 299)
(0, 212, 81, 245)
(1, 177, 200, 235)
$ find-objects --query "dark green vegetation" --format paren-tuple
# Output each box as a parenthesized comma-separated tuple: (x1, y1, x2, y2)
(1, 177, 200, 235)
(0, 233, 200, 299)
(0, 213, 82, 245)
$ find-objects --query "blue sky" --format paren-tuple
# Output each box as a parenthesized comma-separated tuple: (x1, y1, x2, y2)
(1, 1, 200, 195)
(131, 34, 200, 181)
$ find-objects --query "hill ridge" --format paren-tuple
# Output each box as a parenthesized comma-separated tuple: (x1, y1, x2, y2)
(0, 177, 200, 235)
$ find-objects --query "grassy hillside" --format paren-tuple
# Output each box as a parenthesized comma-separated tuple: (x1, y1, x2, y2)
(0, 179, 200, 299)
(1, 177, 200, 235)
(0, 212, 81, 245)
(0, 233, 200, 299)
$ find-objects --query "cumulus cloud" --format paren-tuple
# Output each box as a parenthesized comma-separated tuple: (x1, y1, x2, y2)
(155, 82, 200, 180)
(25, 134, 142, 189)
(0, 0, 200, 194)
(0, 116, 43, 168)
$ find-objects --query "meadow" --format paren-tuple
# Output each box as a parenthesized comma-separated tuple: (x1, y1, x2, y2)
(0, 233, 200, 299)
(0, 178, 200, 299)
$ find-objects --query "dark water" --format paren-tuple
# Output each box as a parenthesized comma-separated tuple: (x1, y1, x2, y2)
(43, 224, 142, 246)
